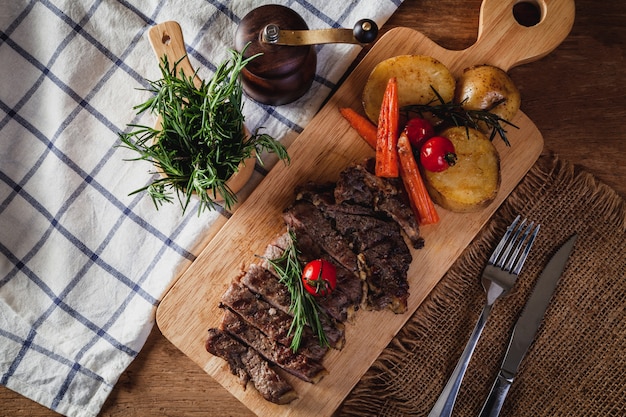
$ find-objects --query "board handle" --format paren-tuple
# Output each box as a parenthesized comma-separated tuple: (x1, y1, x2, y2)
(468, 0, 575, 71)
(148, 21, 199, 85)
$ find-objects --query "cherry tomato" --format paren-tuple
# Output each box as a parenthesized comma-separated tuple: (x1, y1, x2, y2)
(420, 136, 458, 172)
(404, 117, 435, 148)
(302, 259, 337, 297)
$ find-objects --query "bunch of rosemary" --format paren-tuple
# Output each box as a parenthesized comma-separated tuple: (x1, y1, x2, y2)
(264, 231, 329, 352)
(403, 87, 519, 146)
(118, 49, 289, 214)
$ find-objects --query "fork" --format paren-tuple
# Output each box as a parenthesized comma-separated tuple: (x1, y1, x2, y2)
(427, 215, 540, 417)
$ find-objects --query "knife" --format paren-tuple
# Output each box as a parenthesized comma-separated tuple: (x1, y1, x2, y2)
(478, 233, 578, 417)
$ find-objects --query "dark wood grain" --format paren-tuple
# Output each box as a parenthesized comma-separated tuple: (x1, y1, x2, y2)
(2, 0, 623, 415)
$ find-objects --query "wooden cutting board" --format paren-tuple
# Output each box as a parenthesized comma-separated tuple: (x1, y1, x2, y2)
(156, 0, 574, 416)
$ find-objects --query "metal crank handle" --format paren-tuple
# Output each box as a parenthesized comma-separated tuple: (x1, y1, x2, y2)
(262, 19, 378, 46)
(479, 371, 514, 417)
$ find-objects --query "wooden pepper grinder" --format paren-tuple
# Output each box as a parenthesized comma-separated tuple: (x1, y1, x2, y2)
(235, 5, 378, 106)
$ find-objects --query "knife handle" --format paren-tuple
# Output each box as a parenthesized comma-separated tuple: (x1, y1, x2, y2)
(479, 371, 514, 417)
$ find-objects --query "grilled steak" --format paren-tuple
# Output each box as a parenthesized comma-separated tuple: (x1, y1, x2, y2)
(220, 280, 343, 354)
(335, 159, 424, 249)
(220, 281, 293, 346)
(240, 264, 291, 313)
(206, 328, 297, 404)
(206, 158, 422, 404)
(318, 200, 411, 313)
(262, 234, 359, 322)
(288, 229, 364, 313)
(283, 199, 359, 275)
(220, 309, 327, 383)
(237, 263, 346, 350)
(284, 160, 415, 313)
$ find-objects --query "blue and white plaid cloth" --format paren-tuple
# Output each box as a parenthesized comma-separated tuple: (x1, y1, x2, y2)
(0, 1, 401, 416)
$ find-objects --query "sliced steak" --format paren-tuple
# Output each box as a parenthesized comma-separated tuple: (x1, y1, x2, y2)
(283, 200, 359, 275)
(206, 328, 297, 404)
(239, 264, 291, 313)
(220, 281, 342, 356)
(335, 159, 424, 249)
(237, 264, 345, 349)
(220, 281, 294, 347)
(220, 309, 327, 383)
(290, 229, 364, 312)
(261, 234, 359, 321)
(291, 174, 412, 313)
(321, 199, 411, 313)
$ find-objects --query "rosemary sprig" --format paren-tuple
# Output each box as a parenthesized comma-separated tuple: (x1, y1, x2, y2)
(402, 87, 519, 146)
(118, 48, 290, 214)
(264, 230, 329, 352)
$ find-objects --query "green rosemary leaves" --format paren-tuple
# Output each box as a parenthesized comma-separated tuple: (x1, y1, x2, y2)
(264, 231, 330, 352)
(118, 48, 289, 214)
(403, 87, 519, 146)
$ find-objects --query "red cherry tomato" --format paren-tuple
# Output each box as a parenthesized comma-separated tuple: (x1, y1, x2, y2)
(420, 136, 458, 172)
(404, 117, 435, 148)
(302, 259, 337, 297)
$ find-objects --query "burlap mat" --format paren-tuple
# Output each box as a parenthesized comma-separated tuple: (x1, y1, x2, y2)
(336, 154, 626, 417)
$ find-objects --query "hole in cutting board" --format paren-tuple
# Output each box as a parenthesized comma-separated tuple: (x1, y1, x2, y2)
(513, 1, 542, 27)
(162, 33, 171, 45)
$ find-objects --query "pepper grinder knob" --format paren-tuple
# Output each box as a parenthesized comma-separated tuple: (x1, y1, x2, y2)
(235, 5, 378, 106)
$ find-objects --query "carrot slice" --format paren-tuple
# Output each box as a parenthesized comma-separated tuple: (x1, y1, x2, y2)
(339, 107, 377, 149)
(375, 77, 399, 178)
(397, 132, 440, 225)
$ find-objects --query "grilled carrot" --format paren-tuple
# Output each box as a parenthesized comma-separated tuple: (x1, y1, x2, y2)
(375, 77, 399, 178)
(397, 132, 440, 225)
(339, 107, 377, 149)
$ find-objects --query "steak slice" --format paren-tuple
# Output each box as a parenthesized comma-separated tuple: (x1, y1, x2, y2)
(335, 159, 424, 249)
(220, 281, 340, 357)
(283, 200, 359, 275)
(294, 179, 411, 313)
(220, 281, 293, 347)
(206, 328, 297, 404)
(220, 309, 327, 383)
(240, 264, 291, 313)
(262, 234, 359, 322)
(238, 264, 346, 349)
(289, 229, 364, 312)
(324, 203, 411, 313)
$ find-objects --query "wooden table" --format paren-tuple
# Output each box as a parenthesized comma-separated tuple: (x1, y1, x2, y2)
(2, 0, 624, 415)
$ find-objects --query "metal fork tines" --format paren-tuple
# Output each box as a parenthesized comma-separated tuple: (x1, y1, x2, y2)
(427, 215, 540, 417)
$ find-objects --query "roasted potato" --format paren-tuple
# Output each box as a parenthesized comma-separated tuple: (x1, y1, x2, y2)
(455, 65, 521, 128)
(362, 55, 455, 124)
(422, 126, 500, 212)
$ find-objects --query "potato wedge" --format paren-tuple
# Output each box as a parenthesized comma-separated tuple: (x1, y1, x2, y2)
(362, 55, 455, 124)
(455, 65, 521, 128)
(422, 126, 500, 212)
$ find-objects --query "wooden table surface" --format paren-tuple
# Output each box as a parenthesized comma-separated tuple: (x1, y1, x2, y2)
(3, 0, 624, 416)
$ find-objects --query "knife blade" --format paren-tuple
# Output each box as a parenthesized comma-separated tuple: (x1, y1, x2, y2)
(478, 233, 578, 417)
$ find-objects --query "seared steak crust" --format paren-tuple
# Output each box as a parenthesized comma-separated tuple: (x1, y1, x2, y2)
(289, 228, 365, 312)
(220, 281, 332, 358)
(323, 203, 411, 313)
(283, 200, 359, 275)
(262, 234, 359, 322)
(284, 159, 416, 313)
(206, 328, 297, 404)
(335, 159, 424, 249)
(220, 309, 327, 383)
(237, 264, 346, 350)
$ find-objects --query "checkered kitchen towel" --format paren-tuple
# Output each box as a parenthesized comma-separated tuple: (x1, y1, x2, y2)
(0, 1, 402, 416)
